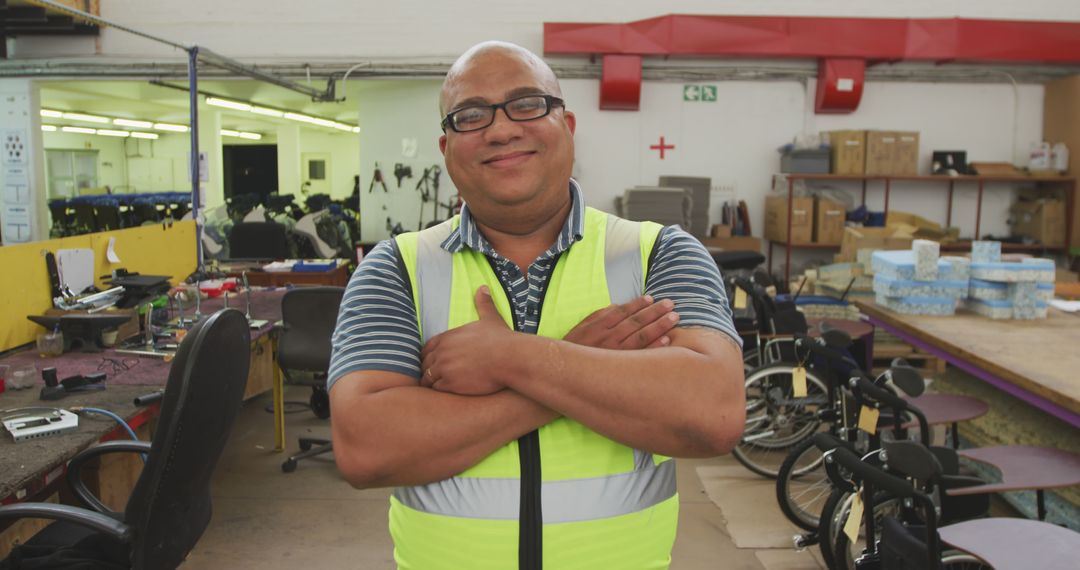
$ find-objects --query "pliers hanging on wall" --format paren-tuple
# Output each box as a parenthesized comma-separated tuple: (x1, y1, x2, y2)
(368, 162, 389, 193)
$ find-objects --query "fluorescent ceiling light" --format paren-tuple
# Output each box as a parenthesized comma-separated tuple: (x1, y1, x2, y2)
(62, 126, 97, 134)
(220, 129, 241, 137)
(130, 132, 160, 140)
(352, 126, 360, 133)
(250, 106, 284, 117)
(96, 129, 130, 137)
(206, 97, 252, 111)
(154, 122, 189, 132)
(221, 129, 263, 140)
(41, 109, 64, 118)
(238, 132, 262, 140)
(332, 122, 354, 132)
(42, 125, 59, 132)
(113, 118, 153, 128)
(284, 112, 317, 124)
(62, 112, 110, 124)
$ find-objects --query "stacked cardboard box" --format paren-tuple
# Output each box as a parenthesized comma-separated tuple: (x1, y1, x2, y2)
(866, 131, 920, 175)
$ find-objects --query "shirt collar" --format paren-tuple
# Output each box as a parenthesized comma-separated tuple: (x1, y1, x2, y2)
(441, 178, 586, 258)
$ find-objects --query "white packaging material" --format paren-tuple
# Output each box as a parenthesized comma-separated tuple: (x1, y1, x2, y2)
(872, 250, 965, 281)
(873, 276, 968, 299)
(940, 256, 970, 282)
(970, 259, 1055, 283)
(875, 293, 957, 316)
(1008, 282, 1039, 308)
(971, 241, 1001, 264)
(969, 279, 1054, 301)
(963, 298, 1049, 320)
(912, 239, 940, 281)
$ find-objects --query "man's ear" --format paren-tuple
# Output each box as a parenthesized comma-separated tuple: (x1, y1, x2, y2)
(439, 134, 448, 155)
(564, 110, 576, 136)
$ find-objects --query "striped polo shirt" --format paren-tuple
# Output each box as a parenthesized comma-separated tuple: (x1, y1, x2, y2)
(328, 180, 740, 391)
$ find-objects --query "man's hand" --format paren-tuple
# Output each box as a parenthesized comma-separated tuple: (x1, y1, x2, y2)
(420, 286, 513, 396)
(563, 295, 679, 349)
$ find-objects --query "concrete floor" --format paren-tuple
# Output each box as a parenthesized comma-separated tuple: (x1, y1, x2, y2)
(181, 386, 803, 569)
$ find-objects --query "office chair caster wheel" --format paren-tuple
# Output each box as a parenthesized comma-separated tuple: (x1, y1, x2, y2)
(299, 441, 313, 451)
(310, 391, 331, 419)
(282, 458, 298, 473)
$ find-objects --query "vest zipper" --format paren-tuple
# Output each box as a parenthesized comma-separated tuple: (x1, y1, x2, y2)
(487, 252, 565, 570)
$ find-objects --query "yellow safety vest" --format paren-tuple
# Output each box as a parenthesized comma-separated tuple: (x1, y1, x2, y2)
(392, 207, 675, 570)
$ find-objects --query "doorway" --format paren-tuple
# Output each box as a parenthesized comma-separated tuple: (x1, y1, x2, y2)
(223, 145, 278, 201)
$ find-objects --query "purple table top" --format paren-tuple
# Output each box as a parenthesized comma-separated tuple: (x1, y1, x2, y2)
(4, 290, 286, 388)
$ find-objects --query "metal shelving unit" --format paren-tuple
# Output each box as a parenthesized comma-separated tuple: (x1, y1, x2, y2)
(768, 173, 1076, 282)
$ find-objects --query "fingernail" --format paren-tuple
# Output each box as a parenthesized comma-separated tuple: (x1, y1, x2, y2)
(643, 295, 653, 303)
(480, 286, 491, 296)
(660, 336, 670, 345)
(667, 313, 679, 322)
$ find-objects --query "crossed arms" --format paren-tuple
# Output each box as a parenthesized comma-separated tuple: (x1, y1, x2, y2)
(330, 289, 745, 489)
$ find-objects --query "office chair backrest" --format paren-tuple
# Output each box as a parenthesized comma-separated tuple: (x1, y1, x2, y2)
(279, 287, 345, 373)
(124, 309, 250, 569)
(228, 221, 290, 259)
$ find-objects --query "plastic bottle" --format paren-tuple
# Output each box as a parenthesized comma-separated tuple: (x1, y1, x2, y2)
(1051, 142, 1070, 173)
(1029, 141, 1051, 170)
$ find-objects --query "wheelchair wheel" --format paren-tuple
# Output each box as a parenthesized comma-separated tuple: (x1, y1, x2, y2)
(819, 488, 903, 570)
(776, 435, 831, 531)
(733, 363, 830, 478)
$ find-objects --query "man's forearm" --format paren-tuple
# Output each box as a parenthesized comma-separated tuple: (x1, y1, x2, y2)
(331, 374, 556, 488)
(501, 328, 745, 458)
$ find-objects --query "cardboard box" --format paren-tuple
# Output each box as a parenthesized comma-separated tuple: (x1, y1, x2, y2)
(709, 224, 733, 238)
(700, 236, 763, 252)
(1009, 199, 1066, 246)
(1043, 75, 1080, 248)
(814, 197, 847, 244)
(866, 130, 920, 175)
(764, 195, 813, 243)
(824, 130, 866, 174)
(836, 226, 914, 262)
(886, 211, 948, 240)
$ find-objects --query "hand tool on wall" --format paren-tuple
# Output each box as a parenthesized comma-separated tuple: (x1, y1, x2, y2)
(368, 162, 388, 193)
(394, 163, 413, 187)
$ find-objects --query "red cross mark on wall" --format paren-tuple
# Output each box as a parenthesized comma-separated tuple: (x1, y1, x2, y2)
(650, 136, 675, 159)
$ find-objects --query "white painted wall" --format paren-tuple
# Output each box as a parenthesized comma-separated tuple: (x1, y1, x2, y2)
(16, 1, 1080, 60)
(351, 76, 1044, 248)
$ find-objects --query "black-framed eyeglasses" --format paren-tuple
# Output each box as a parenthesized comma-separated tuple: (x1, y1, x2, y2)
(441, 94, 565, 133)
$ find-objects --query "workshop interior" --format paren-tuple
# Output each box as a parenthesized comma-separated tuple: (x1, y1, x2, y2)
(1, 1, 1080, 569)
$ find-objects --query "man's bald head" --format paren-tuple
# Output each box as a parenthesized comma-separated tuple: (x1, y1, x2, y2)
(439, 41, 562, 115)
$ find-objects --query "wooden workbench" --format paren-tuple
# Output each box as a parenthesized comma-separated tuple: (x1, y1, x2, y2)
(855, 300, 1080, 428)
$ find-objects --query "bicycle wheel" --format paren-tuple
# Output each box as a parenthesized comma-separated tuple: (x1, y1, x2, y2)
(819, 488, 903, 570)
(733, 363, 830, 478)
(776, 435, 832, 531)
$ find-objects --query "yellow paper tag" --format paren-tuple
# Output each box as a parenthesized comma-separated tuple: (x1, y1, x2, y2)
(858, 405, 880, 434)
(843, 492, 864, 544)
(175, 329, 187, 341)
(792, 367, 807, 398)
(734, 288, 748, 309)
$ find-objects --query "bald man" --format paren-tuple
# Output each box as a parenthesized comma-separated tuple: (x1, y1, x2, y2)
(328, 41, 745, 570)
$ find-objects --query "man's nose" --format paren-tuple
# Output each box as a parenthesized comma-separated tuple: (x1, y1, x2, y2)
(483, 107, 523, 142)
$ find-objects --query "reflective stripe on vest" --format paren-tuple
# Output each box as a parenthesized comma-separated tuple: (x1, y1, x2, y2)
(394, 459, 674, 523)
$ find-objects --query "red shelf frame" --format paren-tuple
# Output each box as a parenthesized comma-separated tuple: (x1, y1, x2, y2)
(768, 174, 1075, 282)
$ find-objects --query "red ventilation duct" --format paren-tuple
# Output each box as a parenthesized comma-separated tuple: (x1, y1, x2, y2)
(815, 58, 865, 114)
(544, 15, 1080, 113)
(600, 54, 642, 110)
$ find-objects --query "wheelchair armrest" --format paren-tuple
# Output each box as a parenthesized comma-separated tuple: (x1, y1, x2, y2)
(67, 440, 153, 515)
(0, 503, 132, 542)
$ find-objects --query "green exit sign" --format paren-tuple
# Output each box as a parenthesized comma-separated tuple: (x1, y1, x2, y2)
(683, 85, 717, 102)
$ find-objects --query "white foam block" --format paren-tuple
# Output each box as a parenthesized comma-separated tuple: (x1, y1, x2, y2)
(913, 239, 940, 281)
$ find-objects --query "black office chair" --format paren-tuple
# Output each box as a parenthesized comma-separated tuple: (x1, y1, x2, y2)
(0, 309, 251, 570)
(278, 286, 345, 473)
(227, 222, 290, 260)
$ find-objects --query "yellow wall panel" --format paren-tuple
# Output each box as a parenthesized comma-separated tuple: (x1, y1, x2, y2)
(0, 221, 196, 352)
